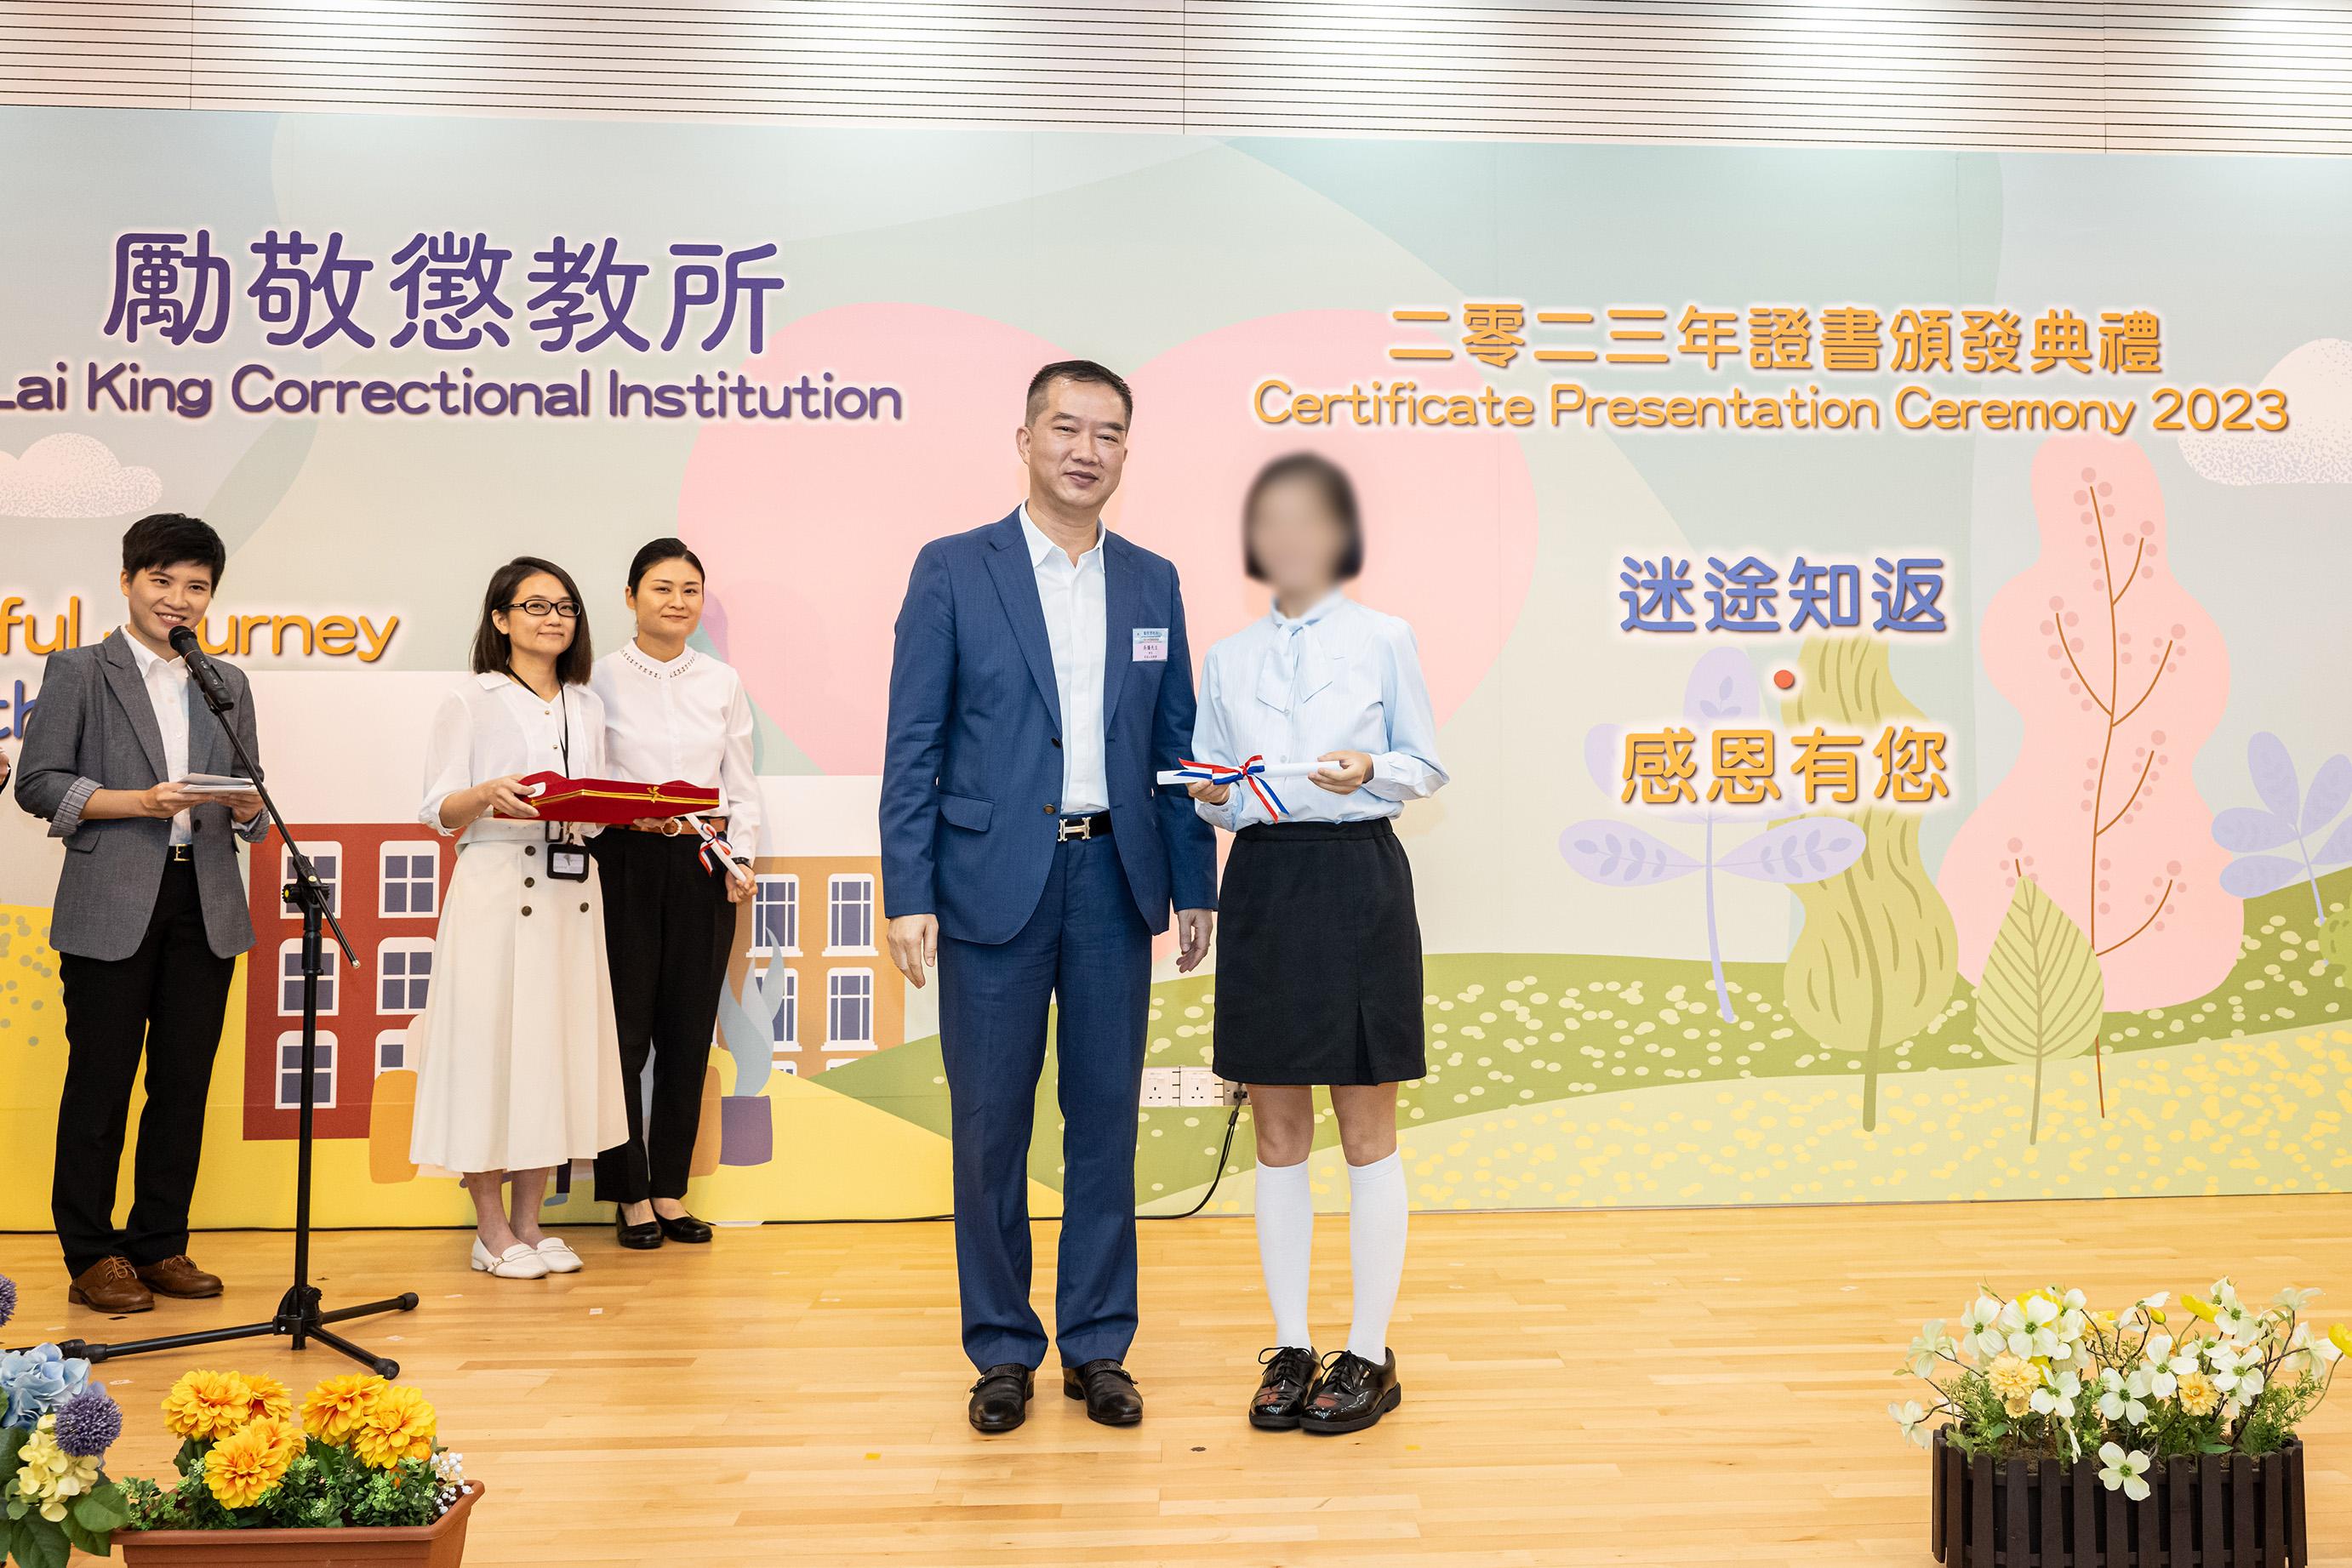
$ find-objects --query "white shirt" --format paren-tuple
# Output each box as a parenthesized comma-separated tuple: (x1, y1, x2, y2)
(1021, 502, 1109, 815)
(591, 641, 762, 861)
(123, 632, 194, 846)
(1190, 591, 1448, 830)
(419, 672, 608, 847)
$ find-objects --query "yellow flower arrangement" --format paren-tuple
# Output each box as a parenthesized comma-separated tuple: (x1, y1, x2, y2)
(349, 1383, 437, 1470)
(14, 1415, 103, 1524)
(162, 1370, 257, 1442)
(201, 1416, 300, 1509)
(1986, 1354, 2038, 1405)
(300, 1371, 390, 1443)
(241, 1371, 294, 1426)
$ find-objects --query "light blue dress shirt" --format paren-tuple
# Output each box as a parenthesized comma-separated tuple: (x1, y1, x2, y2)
(1189, 590, 1448, 830)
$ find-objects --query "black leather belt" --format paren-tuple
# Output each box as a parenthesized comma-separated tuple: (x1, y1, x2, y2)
(1056, 811, 1113, 842)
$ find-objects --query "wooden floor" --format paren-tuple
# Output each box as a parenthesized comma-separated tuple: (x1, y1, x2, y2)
(6, 1198, 2352, 1565)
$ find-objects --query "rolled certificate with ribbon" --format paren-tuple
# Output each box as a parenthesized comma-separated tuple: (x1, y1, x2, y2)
(1158, 755, 1341, 818)
(682, 811, 755, 891)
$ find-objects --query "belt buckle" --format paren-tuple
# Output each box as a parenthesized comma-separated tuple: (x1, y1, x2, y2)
(1057, 815, 1091, 842)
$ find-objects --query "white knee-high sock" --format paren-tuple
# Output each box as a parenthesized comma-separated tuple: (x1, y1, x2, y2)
(1253, 1157, 1315, 1350)
(1345, 1151, 1407, 1363)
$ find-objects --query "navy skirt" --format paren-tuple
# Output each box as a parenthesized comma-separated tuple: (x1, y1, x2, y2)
(1210, 817, 1427, 1086)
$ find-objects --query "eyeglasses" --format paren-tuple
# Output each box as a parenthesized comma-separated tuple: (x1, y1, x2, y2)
(505, 598, 581, 619)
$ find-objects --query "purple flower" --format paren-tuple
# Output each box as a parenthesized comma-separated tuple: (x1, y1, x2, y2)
(0, 1273, 15, 1331)
(54, 1385, 123, 1458)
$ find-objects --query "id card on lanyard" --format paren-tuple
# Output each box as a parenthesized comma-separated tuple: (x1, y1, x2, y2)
(539, 681, 591, 883)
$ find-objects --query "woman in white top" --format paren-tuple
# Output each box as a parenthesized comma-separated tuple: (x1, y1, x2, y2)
(406, 556, 627, 1280)
(588, 539, 760, 1250)
(1186, 453, 1447, 1437)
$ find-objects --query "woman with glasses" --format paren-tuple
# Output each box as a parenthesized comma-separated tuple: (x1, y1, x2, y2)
(406, 557, 627, 1280)
(588, 538, 760, 1251)
(1185, 453, 1447, 1434)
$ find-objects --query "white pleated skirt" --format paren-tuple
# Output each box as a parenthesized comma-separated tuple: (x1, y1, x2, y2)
(405, 839, 627, 1177)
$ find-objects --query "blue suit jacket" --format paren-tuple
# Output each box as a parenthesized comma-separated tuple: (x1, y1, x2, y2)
(881, 509, 1219, 945)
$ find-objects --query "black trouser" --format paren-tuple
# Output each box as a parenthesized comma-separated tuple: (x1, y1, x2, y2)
(591, 830, 735, 1204)
(53, 859, 237, 1277)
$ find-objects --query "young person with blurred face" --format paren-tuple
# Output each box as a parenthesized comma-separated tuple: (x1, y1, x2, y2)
(406, 558, 626, 1280)
(589, 539, 759, 1251)
(1187, 453, 1448, 1434)
(13, 512, 268, 1313)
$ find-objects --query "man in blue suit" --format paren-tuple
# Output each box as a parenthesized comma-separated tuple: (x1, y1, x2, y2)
(882, 360, 1218, 1434)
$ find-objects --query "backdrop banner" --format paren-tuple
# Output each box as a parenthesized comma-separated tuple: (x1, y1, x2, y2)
(3, 109, 2349, 1229)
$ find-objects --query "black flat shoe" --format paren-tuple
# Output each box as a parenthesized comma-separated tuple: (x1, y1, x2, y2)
(1248, 1345, 1320, 1430)
(615, 1212, 663, 1251)
(968, 1363, 1034, 1434)
(1062, 1359, 1143, 1426)
(1299, 1349, 1401, 1435)
(655, 1212, 713, 1244)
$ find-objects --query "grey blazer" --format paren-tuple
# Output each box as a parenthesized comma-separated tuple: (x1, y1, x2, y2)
(12, 630, 269, 961)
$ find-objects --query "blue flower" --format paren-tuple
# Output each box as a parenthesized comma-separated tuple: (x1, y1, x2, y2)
(54, 1385, 122, 1459)
(0, 1343, 91, 1430)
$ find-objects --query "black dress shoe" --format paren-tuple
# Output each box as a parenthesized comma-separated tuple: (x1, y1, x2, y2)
(615, 1212, 663, 1250)
(1299, 1349, 1401, 1434)
(968, 1364, 1035, 1434)
(655, 1212, 714, 1244)
(1062, 1359, 1143, 1426)
(1248, 1345, 1319, 1430)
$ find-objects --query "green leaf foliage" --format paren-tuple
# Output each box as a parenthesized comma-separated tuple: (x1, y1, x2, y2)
(1975, 875, 2104, 1143)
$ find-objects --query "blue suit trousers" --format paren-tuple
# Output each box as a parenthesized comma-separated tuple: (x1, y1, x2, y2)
(938, 834, 1151, 1371)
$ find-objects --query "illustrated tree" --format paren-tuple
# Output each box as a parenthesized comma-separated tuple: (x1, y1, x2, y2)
(1563, 647, 1864, 1023)
(1778, 635, 1960, 1132)
(1939, 436, 2237, 1108)
(1974, 873, 2104, 1144)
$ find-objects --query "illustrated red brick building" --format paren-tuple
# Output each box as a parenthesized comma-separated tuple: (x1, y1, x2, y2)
(242, 826, 455, 1140)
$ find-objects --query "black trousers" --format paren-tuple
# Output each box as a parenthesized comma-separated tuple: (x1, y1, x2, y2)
(53, 859, 236, 1277)
(591, 830, 735, 1204)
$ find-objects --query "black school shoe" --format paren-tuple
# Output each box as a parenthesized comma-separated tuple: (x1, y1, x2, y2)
(1299, 1349, 1402, 1434)
(1249, 1346, 1321, 1429)
(968, 1364, 1035, 1434)
(1063, 1359, 1144, 1426)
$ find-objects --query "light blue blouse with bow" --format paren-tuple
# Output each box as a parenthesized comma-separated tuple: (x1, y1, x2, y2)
(1188, 590, 1449, 830)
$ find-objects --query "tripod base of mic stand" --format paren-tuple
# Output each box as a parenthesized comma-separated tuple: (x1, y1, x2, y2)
(57, 1286, 420, 1378)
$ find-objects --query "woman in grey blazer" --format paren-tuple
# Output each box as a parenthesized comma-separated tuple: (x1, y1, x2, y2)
(13, 513, 268, 1314)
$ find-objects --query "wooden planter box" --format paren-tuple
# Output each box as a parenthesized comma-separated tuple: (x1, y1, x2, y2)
(117, 1480, 483, 1567)
(1932, 1430, 2304, 1567)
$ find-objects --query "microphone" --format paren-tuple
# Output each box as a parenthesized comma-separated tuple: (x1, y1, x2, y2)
(167, 624, 237, 712)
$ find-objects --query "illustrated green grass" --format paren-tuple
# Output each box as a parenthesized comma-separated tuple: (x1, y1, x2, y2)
(813, 870, 2349, 1196)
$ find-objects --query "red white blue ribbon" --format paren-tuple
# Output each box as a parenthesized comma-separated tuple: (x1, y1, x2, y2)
(1169, 754, 1290, 819)
(683, 813, 753, 889)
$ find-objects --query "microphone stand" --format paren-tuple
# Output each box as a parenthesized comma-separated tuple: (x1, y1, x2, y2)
(51, 641, 419, 1377)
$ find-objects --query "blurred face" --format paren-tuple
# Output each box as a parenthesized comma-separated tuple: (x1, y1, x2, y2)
(492, 570, 579, 662)
(119, 561, 214, 655)
(1247, 475, 1350, 601)
(1017, 378, 1128, 516)
(628, 558, 704, 643)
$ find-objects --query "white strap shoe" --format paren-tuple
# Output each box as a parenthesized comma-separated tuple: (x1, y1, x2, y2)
(471, 1238, 551, 1280)
(534, 1236, 584, 1274)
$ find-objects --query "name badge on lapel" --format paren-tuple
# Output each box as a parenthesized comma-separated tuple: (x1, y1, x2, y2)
(1132, 628, 1169, 663)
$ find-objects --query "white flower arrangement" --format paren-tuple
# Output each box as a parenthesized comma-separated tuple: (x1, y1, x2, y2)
(1893, 1279, 2348, 1490)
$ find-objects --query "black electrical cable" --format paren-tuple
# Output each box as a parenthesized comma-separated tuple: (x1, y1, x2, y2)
(1141, 1087, 1248, 1222)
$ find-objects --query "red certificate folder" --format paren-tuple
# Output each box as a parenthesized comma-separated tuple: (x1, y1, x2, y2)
(506, 773, 720, 824)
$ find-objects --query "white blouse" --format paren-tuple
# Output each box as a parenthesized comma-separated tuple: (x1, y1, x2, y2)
(418, 671, 609, 847)
(1190, 590, 1448, 830)
(589, 641, 762, 862)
